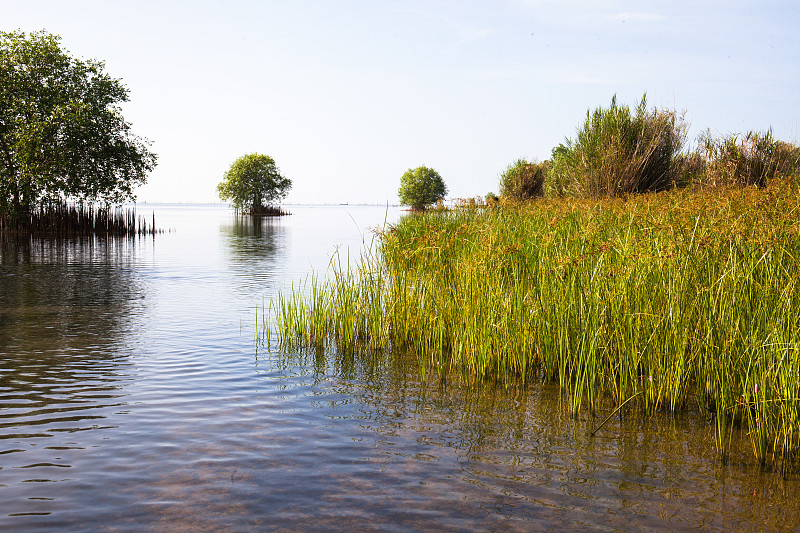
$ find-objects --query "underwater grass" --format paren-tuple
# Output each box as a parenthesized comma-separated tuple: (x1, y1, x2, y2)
(264, 177, 800, 470)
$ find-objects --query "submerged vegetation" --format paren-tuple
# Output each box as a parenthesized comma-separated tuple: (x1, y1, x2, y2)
(263, 95, 800, 471)
(0, 202, 162, 236)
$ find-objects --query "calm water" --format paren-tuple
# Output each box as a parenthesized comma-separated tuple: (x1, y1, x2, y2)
(1, 204, 798, 531)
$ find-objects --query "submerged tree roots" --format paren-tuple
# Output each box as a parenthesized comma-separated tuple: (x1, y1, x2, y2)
(0, 203, 163, 237)
(262, 181, 800, 471)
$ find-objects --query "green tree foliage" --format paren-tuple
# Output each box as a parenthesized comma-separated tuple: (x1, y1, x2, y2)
(499, 159, 547, 200)
(217, 153, 291, 214)
(398, 166, 447, 210)
(546, 94, 686, 198)
(0, 30, 156, 218)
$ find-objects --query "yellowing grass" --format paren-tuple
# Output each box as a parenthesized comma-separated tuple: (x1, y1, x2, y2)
(266, 179, 800, 470)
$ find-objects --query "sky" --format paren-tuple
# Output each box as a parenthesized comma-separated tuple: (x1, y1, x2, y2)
(2, 0, 799, 204)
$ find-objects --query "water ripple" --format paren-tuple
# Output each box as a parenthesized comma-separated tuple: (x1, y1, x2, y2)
(2, 206, 799, 531)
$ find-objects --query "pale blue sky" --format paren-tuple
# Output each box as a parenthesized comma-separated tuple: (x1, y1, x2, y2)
(3, 0, 798, 204)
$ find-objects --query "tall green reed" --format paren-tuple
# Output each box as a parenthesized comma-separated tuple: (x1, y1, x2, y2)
(694, 129, 800, 189)
(546, 94, 687, 198)
(265, 180, 800, 470)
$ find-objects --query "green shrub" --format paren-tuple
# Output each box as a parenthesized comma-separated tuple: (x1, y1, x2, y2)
(498, 159, 547, 200)
(546, 94, 687, 198)
(775, 140, 800, 177)
(398, 166, 447, 210)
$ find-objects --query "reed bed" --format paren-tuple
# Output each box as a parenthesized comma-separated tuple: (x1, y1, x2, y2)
(0, 202, 163, 236)
(546, 94, 687, 198)
(264, 178, 800, 470)
(247, 205, 291, 217)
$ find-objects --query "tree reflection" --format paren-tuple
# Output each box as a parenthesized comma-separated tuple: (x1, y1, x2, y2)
(0, 235, 145, 441)
(219, 214, 286, 295)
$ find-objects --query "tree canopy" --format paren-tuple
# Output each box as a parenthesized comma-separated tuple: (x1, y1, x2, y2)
(217, 153, 291, 214)
(398, 166, 447, 210)
(0, 30, 157, 218)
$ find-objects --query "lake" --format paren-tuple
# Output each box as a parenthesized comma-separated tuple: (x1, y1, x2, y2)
(1, 204, 798, 531)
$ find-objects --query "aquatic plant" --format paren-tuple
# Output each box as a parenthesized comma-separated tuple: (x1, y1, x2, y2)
(265, 178, 800, 471)
(0, 201, 162, 236)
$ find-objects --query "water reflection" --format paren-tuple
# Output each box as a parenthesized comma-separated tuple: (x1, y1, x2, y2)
(2, 206, 797, 531)
(0, 235, 140, 519)
(219, 215, 286, 295)
(0, 235, 148, 354)
(257, 349, 800, 531)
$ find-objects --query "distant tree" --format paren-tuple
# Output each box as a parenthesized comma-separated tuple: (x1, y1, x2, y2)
(217, 153, 291, 214)
(0, 30, 157, 219)
(398, 166, 447, 210)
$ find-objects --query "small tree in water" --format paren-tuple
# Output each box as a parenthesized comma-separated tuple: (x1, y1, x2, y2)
(398, 166, 447, 210)
(217, 154, 291, 215)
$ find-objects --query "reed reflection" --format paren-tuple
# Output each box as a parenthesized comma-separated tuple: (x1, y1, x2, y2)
(0, 235, 144, 443)
(267, 347, 800, 531)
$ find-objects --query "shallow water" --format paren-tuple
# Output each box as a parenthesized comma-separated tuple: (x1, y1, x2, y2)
(1, 205, 798, 531)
